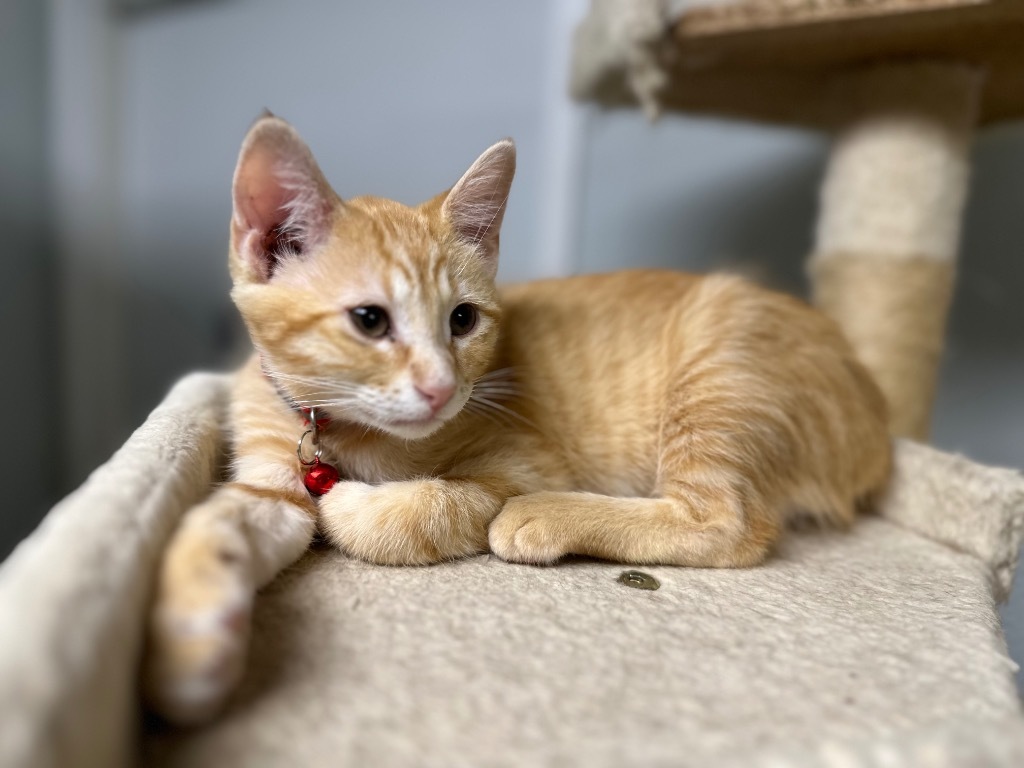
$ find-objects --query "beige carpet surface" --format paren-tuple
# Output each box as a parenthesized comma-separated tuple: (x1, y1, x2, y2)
(143, 517, 1021, 767)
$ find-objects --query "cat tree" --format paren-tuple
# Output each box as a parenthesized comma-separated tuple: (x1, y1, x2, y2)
(1, 2, 1024, 767)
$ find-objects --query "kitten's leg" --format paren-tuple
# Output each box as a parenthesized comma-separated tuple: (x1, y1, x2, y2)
(490, 384, 851, 566)
(143, 459, 315, 724)
(489, 481, 779, 569)
(489, 350, 789, 567)
(319, 478, 509, 565)
(489, 401, 785, 566)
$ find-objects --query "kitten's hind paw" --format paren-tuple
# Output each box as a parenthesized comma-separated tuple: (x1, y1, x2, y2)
(488, 500, 566, 565)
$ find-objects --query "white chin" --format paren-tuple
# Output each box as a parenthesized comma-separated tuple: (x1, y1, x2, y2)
(364, 394, 468, 440)
(384, 418, 447, 440)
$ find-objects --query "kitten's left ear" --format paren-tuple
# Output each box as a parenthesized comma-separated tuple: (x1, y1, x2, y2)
(230, 112, 338, 283)
(441, 139, 516, 277)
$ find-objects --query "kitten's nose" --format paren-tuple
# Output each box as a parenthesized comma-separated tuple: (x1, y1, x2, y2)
(416, 382, 456, 414)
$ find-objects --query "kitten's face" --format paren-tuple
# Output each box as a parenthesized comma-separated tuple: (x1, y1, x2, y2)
(228, 116, 514, 440)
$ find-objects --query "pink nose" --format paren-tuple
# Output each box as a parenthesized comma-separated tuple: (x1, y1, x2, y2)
(415, 382, 456, 414)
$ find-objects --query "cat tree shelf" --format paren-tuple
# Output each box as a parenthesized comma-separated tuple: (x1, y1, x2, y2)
(2, 374, 1024, 767)
(575, 0, 1024, 127)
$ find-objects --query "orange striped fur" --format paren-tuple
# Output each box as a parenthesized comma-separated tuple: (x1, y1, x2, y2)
(144, 115, 891, 724)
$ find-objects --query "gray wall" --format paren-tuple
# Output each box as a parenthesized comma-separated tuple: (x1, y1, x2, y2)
(579, 112, 825, 287)
(0, 0, 59, 558)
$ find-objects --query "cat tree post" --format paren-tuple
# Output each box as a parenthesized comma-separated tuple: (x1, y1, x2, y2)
(810, 64, 981, 439)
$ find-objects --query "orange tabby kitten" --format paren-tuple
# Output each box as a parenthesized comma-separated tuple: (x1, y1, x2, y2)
(143, 115, 891, 723)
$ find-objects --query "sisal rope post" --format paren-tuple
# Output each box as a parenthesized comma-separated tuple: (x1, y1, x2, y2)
(810, 63, 983, 440)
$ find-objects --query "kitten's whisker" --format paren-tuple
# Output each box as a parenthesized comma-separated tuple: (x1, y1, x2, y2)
(262, 369, 331, 383)
(294, 390, 360, 399)
(292, 396, 362, 411)
(471, 380, 538, 405)
(469, 395, 536, 431)
(472, 380, 519, 391)
(263, 370, 358, 390)
(472, 370, 523, 394)
(471, 385, 524, 399)
(462, 401, 506, 430)
(474, 367, 518, 384)
(476, 404, 521, 432)
(471, 391, 520, 403)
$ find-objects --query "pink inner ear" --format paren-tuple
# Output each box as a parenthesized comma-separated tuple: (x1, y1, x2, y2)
(233, 144, 326, 280)
(235, 148, 288, 232)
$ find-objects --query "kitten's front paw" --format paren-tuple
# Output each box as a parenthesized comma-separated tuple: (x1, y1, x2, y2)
(143, 522, 254, 725)
(319, 481, 487, 565)
(489, 497, 566, 565)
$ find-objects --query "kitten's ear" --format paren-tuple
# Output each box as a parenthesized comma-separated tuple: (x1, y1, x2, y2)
(230, 112, 337, 283)
(441, 139, 516, 277)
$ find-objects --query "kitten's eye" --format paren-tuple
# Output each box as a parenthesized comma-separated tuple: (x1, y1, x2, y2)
(349, 306, 390, 338)
(450, 303, 478, 337)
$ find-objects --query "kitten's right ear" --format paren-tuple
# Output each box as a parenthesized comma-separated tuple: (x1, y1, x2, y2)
(230, 113, 337, 283)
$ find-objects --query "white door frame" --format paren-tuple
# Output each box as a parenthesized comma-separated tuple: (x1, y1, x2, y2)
(534, 0, 592, 279)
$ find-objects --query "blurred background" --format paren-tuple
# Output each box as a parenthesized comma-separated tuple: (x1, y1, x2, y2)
(2, 0, 1022, 682)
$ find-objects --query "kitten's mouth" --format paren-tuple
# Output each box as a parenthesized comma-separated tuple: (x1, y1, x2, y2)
(360, 389, 469, 440)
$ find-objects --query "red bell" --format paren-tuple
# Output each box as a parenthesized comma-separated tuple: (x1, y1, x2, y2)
(303, 461, 340, 496)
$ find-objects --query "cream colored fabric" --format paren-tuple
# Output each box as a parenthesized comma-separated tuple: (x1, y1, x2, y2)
(812, 65, 979, 264)
(571, 0, 670, 115)
(144, 519, 1021, 767)
(810, 256, 955, 440)
(0, 373, 229, 768)
(570, 0, 761, 112)
(884, 438, 1024, 602)
(1, 373, 1023, 768)
(808, 65, 980, 440)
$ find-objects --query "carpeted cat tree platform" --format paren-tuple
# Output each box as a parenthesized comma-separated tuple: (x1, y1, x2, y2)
(2, 375, 1023, 767)
(3, 2, 1024, 767)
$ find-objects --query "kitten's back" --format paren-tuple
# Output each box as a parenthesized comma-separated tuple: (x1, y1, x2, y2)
(495, 270, 889, 515)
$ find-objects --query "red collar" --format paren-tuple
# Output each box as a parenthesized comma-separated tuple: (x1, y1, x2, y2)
(260, 359, 340, 496)
(299, 407, 331, 429)
(260, 357, 332, 428)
